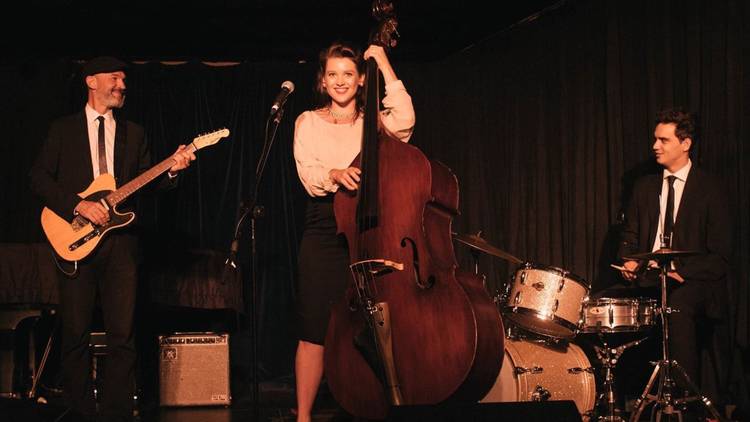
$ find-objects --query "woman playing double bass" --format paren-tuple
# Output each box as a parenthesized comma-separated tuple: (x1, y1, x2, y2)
(292, 41, 415, 421)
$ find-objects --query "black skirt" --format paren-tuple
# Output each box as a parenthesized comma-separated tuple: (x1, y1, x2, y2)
(296, 196, 351, 345)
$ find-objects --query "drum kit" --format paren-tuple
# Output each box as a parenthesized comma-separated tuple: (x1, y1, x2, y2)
(452, 232, 726, 422)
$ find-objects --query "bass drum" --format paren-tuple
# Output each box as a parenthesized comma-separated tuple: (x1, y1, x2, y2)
(481, 338, 596, 419)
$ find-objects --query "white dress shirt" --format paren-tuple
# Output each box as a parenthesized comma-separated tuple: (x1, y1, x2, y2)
(84, 104, 116, 178)
(651, 159, 692, 252)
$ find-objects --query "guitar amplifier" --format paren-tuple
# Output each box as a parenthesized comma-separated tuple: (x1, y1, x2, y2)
(158, 332, 231, 406)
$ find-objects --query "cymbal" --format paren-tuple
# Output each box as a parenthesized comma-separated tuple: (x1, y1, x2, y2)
(452, 232, 523, 264)
(623, 248, 700, 261)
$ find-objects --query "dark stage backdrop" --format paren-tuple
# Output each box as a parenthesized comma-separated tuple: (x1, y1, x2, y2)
(1, 0, 747, 411)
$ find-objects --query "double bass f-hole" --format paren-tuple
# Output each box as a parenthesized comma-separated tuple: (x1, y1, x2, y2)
(401, 237, 435, 289)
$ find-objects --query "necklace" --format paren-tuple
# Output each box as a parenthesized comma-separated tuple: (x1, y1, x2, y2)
(328, 108, 357, 122)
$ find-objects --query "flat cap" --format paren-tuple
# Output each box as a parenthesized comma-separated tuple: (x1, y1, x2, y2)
(82, 56, 128, 77)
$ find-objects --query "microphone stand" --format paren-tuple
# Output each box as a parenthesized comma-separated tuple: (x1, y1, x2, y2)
(226, 105, 286, 419)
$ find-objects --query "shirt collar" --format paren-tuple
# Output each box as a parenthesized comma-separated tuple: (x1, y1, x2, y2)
(85, 104, 115, 124)
(663, 159, 692, 183)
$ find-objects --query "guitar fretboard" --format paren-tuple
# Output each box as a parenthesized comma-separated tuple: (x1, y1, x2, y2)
(105, 143, 198, 207)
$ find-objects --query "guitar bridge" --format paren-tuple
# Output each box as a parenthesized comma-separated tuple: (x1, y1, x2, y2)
(70, 215, 89, 232)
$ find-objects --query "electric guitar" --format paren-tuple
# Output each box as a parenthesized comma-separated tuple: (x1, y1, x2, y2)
(41, 128, 230, 262)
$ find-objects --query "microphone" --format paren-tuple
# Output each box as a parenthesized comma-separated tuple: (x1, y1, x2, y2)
(270, 81, 295, 115)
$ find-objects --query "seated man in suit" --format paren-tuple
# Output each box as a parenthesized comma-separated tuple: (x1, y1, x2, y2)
(618, 108, 732, 417)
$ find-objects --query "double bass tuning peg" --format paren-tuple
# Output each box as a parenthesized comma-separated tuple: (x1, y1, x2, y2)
(371, 0, 394, 19)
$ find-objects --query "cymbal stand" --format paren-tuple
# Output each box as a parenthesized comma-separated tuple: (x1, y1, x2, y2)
(592, 330, 647, 422)
(628, 255, 725, 422)
(470, 249, 481, 275)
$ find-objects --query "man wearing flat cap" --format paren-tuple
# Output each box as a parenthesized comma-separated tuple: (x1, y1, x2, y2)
(30, 56, 196, 421)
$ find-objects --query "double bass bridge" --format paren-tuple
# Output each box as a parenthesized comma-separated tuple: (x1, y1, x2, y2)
(349, 258, 404, 305)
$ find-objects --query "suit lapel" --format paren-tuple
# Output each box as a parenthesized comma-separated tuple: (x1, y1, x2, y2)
(646, 174, 662, 249)
(114, 116, 127, 185)
(77, 112, 94, 177)
(674, 167, 699, 237)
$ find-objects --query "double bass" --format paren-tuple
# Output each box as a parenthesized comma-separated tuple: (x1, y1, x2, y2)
(323, 1, 504, 419)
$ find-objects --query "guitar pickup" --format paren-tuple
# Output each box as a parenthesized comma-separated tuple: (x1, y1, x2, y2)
(69, 228, 102, 251)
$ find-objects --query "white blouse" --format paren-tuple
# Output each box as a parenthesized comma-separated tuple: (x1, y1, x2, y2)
(293, 80, 416, 197)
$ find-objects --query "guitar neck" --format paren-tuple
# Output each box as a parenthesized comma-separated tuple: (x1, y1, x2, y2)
(105, 143, 197, 207)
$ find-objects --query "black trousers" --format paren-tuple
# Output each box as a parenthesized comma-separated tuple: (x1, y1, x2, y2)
(595, 274, 710, 388)
(666, 280, 708, 387)
(58, 233, 138, 422)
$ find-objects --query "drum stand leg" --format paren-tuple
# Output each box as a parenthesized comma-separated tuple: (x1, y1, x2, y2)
(628, 359, 724, 422)
(27, 328, 53, 399)
(628, 259, 725, 422)
(594, 334, 646, 422)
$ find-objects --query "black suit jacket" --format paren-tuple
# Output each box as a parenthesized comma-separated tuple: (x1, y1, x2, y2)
(30, 110, 172, 220)
(618, 166, 732, 316)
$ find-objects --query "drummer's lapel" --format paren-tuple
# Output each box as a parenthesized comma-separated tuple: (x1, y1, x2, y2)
(672, 168, 697, 243)
(647, 175, 662, 249)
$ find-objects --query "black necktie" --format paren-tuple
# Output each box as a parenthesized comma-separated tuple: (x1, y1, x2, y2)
(663, 175, 677, 247)
(97, 116, 108, 175)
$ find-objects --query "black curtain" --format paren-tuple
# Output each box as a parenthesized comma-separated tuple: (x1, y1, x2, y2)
(397, 0, 749, 409)
(1, 0, 747, 411)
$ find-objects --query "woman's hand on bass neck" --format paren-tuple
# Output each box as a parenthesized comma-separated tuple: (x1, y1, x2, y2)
(364, 45, 397, 84)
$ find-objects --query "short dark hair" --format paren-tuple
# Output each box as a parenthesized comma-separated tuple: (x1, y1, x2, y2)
(655, 107, 697, 142)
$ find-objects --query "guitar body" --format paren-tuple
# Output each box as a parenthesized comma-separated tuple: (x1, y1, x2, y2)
(41, 173, 135, 262)
(39, 128, 229, 263)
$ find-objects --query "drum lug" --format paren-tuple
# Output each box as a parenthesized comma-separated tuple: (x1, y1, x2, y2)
(568, 366, 595, 374)
(348, 294, 359, 312)
(513, 291, 522, 306)
(552, 299, 559, 313)
(531, 385, 551, 401)
(557, 277, 565, 292)
(515, 366, 543, 375)
(519, 270, 527, 285)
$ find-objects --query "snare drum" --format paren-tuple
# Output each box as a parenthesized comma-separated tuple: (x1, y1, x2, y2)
(503, 263, 590, 339)
(481, 338, 596, 419)
(580, 297, 657, 333)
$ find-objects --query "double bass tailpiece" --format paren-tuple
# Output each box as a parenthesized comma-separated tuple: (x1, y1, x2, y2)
(350, 258, 405, 406)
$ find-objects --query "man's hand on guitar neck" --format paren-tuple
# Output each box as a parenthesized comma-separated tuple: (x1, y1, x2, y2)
(167, 145, 197, 177)
(74, 200, 110, 226)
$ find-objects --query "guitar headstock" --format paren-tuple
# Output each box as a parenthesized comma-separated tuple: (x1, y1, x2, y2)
(370, 0, 399, 50)
(192, 128, 230, 150)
